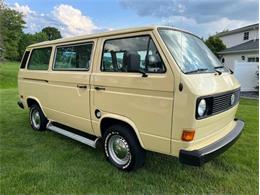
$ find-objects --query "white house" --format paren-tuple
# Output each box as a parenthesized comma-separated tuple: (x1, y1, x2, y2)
(217, 23, 259, 92)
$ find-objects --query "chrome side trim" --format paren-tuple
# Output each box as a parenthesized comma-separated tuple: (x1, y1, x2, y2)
(47, 122, 98, 148)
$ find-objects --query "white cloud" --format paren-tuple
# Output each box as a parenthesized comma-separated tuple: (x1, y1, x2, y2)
(120, 0, 258, 37)
(177, 3, 185, 13)
(12, 2, 35, 16)
(53, 4, 98, 37)
(201, 18, 254, 35)
(11, 3, 103, 37)
(162, 16, 256, 37)
(120, 0, 258, 23)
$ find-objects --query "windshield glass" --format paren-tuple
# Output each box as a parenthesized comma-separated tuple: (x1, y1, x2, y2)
(158, 29, 228, 74)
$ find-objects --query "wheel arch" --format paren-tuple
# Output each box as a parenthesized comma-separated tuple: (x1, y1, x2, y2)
(100, 114, 144, 148)
(26, 96, 47, 116)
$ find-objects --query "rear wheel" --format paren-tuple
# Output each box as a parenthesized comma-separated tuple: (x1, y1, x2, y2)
(103, 124, 145, 171)
(29, 104, 48, 131)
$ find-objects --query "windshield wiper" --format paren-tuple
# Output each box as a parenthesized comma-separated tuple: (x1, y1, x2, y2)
(214, 66, 224, 69)
(185, 68, 208, 74)
(214, 66, 224, 75)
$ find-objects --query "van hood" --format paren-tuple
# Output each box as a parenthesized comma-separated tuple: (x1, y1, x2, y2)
(183, 72, 241, 96)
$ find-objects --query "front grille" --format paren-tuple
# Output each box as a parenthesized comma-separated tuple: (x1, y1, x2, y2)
(212, 89, 240, 114)
(196, 89, 240, 119)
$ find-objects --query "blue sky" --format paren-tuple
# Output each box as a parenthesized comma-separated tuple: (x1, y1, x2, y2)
(6, 0, 259, 38)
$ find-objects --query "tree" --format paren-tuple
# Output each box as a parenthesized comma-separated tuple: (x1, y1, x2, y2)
(41, 27, 62, 40)
(18, 34, 34, 59)
(205, 36, 226, 57)
(256, 66, 259, 91)
(0, 0, 6, 10)
(18, 32, 48, 59)
(0, 6, 25, 60)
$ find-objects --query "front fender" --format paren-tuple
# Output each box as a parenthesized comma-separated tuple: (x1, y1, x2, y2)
(99, 113, 144, 148)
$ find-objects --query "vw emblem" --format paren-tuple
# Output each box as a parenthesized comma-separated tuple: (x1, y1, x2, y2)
(230, 94, 235, 105)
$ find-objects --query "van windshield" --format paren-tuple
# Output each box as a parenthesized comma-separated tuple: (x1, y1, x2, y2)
(158, 28, 228, 74)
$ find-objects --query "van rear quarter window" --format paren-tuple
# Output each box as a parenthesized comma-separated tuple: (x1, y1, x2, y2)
(54, 43, 93, 70)
(27, 47, 52, 70)
(20, 51, 30, 69)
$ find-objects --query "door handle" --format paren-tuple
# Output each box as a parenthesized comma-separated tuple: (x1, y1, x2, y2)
(77, 84, 87, 89)
(94, 86, 106, 90)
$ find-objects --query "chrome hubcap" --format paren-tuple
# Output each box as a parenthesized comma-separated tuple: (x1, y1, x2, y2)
(108, 135, 130, 165)
(31, 110, 40, 129)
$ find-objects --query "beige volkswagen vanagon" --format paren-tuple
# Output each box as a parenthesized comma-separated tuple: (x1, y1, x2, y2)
(18, 26, 244, 171)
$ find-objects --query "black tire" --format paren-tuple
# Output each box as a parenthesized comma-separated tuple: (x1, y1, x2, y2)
(29, 104, 48, 131)
(103, 124, 146, 171)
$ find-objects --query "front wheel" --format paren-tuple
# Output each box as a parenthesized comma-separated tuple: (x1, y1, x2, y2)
(104, 124, 146, 171)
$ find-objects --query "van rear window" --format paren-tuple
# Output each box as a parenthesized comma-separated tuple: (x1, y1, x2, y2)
(27, 47, 52, 70)
(20, 51, 30, 69)
(53, 43, 93, 70)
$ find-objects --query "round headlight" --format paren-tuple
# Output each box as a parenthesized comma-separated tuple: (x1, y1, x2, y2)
(197, 99, 207, 117)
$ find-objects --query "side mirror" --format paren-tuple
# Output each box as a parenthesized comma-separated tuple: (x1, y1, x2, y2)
(137, 69, 148, 77)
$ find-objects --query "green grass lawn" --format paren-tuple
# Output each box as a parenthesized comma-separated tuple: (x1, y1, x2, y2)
(0, 61, 259, 194)
(0, 61, 20, 89)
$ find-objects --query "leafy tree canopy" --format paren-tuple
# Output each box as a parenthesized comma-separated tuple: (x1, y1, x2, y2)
(0, 6, 25, 60)
(205, 36, 226, 57)
(0, 0, 63, 60)
(42, 26, 62, 40)
(18, 32, 49, 59)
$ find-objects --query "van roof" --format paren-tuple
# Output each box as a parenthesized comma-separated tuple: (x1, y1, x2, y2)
(28, 26, 195, 48)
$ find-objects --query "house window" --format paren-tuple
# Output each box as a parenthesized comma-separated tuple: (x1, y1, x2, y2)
(247, 57, 259, 62)
(243, 32, 249, 40)
(241, 56, 245, 61)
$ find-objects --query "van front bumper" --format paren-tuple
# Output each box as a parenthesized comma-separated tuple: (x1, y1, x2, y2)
(179, 119, 244, 166)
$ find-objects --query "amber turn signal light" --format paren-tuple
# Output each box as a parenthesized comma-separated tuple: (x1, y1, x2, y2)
(181, 130, 195, 141)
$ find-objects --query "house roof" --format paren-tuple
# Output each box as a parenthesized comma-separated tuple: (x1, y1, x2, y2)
(217, 23, 259, 37)
(218, 39, 259, 54)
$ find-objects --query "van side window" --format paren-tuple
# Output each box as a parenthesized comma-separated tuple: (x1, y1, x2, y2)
(101, 36, 165, 73)
(54, 43, 93, 70)
(20, 51, 30, 69)
(27, 47, 52, 70)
